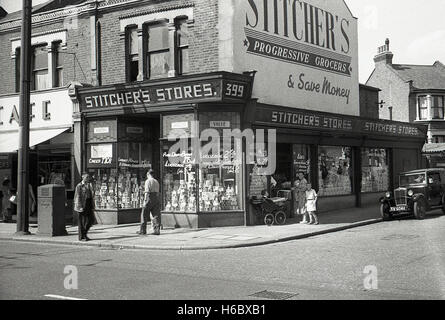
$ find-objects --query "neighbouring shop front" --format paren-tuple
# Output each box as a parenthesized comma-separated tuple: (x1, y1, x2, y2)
(0, 88, 75, 220)
(72, 71, 254, 227)
(245, 103, 427, 220)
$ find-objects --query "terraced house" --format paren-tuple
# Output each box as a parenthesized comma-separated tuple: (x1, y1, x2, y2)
(0, 0, 428, 229)
(366, 39, 445, 168)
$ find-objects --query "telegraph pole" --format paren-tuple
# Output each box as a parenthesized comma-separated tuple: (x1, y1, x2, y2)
(16, 0, 32, 235)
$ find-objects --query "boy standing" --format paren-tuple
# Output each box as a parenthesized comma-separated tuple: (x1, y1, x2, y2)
(305, 184, 319, 225)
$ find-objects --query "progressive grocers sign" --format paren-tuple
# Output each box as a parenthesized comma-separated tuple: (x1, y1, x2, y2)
(227, 0, 359, 116)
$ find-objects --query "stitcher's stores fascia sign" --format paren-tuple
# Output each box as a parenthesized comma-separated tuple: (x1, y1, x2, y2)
(228, 0, 359, 115)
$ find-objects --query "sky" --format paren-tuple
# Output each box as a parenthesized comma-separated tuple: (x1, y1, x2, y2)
(1, 0, 444, 83)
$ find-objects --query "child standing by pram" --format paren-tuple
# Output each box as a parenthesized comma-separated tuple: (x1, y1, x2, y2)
(305, 183, 319, 225)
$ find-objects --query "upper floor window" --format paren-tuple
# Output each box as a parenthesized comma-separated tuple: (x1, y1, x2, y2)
(418, 96, 428, 120)
(54, 42, 64, 87)
(126, 26, 139, 82)
(146, 22, 170, 79)
(15, 48, 21, 93)
(431, 95, 445, 120)
(434, 136, 445, 143)
(175, 18, 189, 75)
(32, 45, 49, 91)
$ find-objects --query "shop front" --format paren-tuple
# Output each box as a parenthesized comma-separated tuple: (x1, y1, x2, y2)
(245, 103, 427, 217)
(73, 71, 254, 227)
(0, 88, 75, 220)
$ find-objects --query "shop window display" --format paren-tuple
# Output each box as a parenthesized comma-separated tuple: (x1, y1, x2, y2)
(318, 146, 352, 196)
(361, 148, 389, 193)
(199, 144, 243, 212)
(162, 141, 197, 213)
(89, 142, 153, 210)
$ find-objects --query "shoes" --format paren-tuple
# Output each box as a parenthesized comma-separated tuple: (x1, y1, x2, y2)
(149, 231, 160, 236)
(299, 221, 308, 224)
(85, 236, 92, 241)
(136, 231, 147, 235)
(313, 222, 319, 225)
(79, 238, 87, 242)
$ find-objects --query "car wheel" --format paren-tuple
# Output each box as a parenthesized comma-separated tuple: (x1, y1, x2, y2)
(264, 214, 275, 226)
(413, 200, 426, 220)
(380, 203, 392, 221)
(274, 211, 286, 225)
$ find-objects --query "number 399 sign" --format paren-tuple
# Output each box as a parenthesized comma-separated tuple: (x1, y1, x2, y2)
(224, 81, 247, 100)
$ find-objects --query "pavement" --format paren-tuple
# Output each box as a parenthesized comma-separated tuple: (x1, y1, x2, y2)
(0, 205, 382, 250)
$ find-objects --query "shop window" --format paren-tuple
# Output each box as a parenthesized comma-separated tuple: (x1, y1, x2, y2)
(146, 22, 170, 79)
(126, 26, 139, 82)
(431, 96, 445, 120)
(38, 149, 72, 190)
(88, 142, 153, 210)
(418, 96, 428, 120)
(361, 148, 389, 193)
(175, 17, 189, 75)
(199, 141, 243, 212)
(293, 144, 311, 181)
(54, 42, 64, 87)
(32, 45, 49, 91)
(162, 140, 197, 213)
(318, 146, 352, 197)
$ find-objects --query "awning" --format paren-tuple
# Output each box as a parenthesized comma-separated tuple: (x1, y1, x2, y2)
(422, 143, 445, 154)
(0, 127, 70, 153)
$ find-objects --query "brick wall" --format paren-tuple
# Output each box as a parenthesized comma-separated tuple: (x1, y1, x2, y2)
(366, 64, 411, 122)
(0, 0, 221, 94)
(0, 16, 93, 95)
(99, 0, 220, 86)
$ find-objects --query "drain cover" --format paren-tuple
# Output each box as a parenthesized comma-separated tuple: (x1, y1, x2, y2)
(250, 290, 297, 300)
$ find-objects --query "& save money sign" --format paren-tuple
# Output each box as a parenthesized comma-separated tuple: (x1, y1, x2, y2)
(232, 0, 360, 116)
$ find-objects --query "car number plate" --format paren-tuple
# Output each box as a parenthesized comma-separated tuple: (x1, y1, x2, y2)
(390, 206, 407, 212)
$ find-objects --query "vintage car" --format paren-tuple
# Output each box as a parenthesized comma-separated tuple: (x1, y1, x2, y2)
(380, 169, 445, 220)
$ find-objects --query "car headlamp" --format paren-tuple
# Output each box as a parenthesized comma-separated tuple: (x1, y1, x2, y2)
(407, 190, 414, 197)
(385, 192, 391, 198)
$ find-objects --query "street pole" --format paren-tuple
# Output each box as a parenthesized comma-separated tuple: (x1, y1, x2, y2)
(16, 0, 32, 235)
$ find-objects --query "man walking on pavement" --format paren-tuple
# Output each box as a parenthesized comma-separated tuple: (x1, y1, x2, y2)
(74, 173, 95, 241)
(138, 169, 161, 236)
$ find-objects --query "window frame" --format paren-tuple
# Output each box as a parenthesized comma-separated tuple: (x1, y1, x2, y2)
(125, 25, 140, 83)
(174, 17, 189, 76)
(145, 21, 170, 79)
(418, 95, 428, 120)
(431, 95, 445, 120)
(31, 44, 49, 91)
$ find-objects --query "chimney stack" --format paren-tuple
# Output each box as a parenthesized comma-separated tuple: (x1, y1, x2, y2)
(374, 38, 393, 66)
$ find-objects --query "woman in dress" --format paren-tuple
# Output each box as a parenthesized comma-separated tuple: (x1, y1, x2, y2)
(294, 172, 308, 224)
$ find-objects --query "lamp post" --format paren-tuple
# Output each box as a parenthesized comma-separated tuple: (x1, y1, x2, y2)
(16, 0, 32, 235)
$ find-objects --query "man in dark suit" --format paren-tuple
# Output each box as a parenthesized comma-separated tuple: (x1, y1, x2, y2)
(74, 173, 95, 241)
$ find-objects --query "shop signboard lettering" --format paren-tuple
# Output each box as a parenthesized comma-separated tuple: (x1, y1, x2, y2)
(231, 0, 360, 115)
(126, 127, 143, 134)
(0, 89, 73, 133)
(257, 107, 426, 138)
(94, 127, 110, 134)
(210, 121, 231, 128)
(78, 76, 252, 112)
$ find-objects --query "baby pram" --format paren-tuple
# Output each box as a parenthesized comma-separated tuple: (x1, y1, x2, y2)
(250, 191, 290, 226)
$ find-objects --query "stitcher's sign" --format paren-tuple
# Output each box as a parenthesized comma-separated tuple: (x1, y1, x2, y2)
(230, 0, 359, 115)
(79, 77, 251, 111)
(256, 107, 426, 138)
